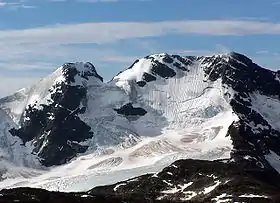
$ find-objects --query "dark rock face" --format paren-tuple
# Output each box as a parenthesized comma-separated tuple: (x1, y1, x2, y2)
(142, 72, 156, 82)
(173, 62, 188, 71)
(151, 60, 176, 79)
(9, 63, 102, 166)
(114, 103, 147, 116)
(136, 81, 147, 87)
(172, 55, 195, 67)
(162, 55, 174, 64)
(202, 52, 280, 95)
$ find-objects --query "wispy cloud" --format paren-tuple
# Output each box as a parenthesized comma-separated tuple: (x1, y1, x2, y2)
(0, 76, 40, 97)
(256, 50, 269, 54)
(102, 56, 139, 63)
(172, 45, 233, 56)
(170, 49, 213, 56)
(0, 0, 36, 9)
(0, 19, 280, 96)
(233, 16, 269, 21)
(0, 19, 280, 72)
(1, 20, 280, 46)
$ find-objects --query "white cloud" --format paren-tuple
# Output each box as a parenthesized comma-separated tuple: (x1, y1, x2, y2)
(102, 56, 139, 63)
(0, 19, 279, 69)
(170, 49, 214, 56)
(0, 76, 40, 97)
(215, 44, 231, 54)
(1, 20, 280, 47)
(0, 0, 36, 9)
(233, 17, 269, 21)
(0, 2, 7, 7)
(256, 50, 269, 54)
(1, 20, 280, 70)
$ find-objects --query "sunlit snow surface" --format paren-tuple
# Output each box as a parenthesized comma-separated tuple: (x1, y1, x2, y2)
(0, 56, 239, 192)
(265, 150, 280, 174)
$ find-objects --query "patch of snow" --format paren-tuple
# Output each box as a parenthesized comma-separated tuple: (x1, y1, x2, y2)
(171, 164, 178, 168)
(162, 180, 173, 186)
(161, 186, 180, 194)
(265, 150, 280, 174)
(205, 174, 218, 179)
(81, 195, 91, 198)
(250, 92, 280, 131)
(244, 155, 252, 160)
(180, 182, 193, 191)
(212, 193, 233, 203)
(126, 178, 138, 183)
(202, 180, 221, 194)
(224, 180, 231, 184)
(151, 173, 159, 178)
(157, 194, 168, 200)
(162, 182, 193, 194)
(239, 194, 269, 198)
(275, 74, 280, 83)
(113, 183, 126, 191)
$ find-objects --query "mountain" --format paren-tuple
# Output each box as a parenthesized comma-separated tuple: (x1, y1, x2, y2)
(0, 52, 280, 202)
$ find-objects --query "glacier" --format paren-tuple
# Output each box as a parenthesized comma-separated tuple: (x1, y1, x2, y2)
(0, 52, 280, 193)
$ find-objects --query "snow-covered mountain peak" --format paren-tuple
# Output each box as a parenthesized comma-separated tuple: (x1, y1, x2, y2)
(49, 62, 103, 93)
(58, 62, 103, 84)
(113, 53, 198, 88)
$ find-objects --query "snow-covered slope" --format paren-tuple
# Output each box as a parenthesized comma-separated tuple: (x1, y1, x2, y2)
(0, 52, 280, 194)
(0, 109, 41, 182)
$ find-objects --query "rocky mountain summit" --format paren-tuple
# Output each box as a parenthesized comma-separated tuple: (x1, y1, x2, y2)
(0, 52, 280, 202)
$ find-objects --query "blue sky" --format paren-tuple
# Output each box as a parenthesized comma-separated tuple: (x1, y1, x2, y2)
(0, 0, 280, 96)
